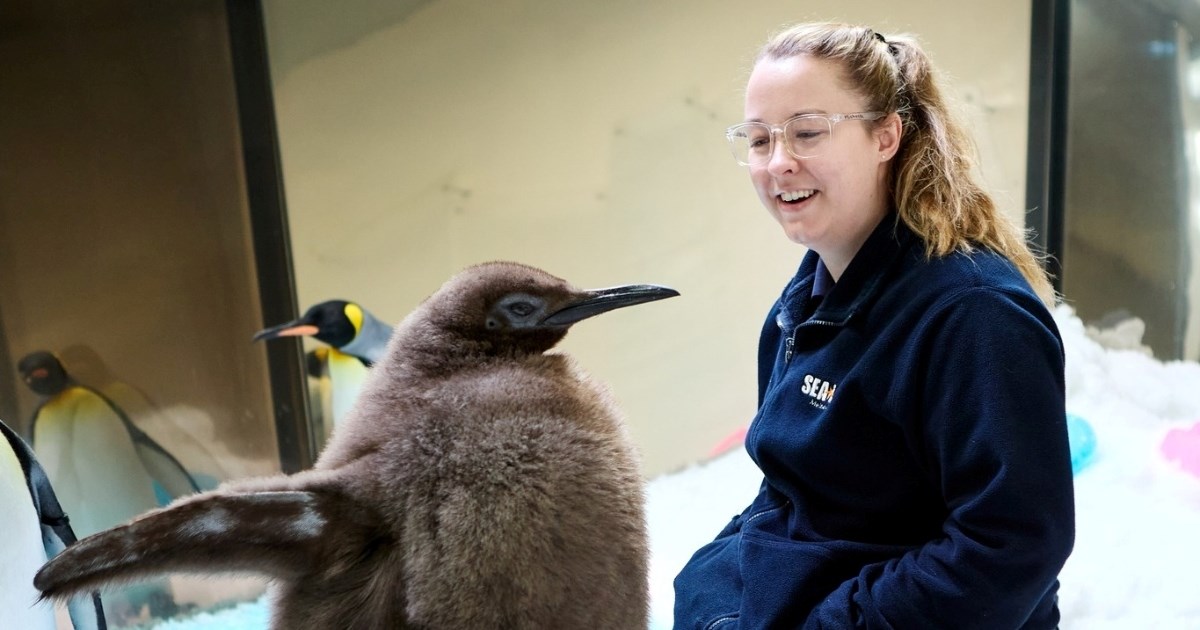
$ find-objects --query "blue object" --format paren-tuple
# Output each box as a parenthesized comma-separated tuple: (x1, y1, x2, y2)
(152, 481, 172, 507)
(1066, 413, 1097, 475)
(148, 596, 268, 629)
(153, 474, 219, 506)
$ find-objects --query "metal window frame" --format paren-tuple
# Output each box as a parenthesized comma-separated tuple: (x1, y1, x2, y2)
(226, 0, 315, 473)
(1025, 0, 1072, 293)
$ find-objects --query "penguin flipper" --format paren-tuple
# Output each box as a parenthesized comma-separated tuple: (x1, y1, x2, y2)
(88, 385, 201, 500)
(35, 488, 365, 602)
(131, 438, 201, 502)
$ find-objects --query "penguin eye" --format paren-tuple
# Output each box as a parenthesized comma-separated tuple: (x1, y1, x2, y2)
(507, 302, 536, 317)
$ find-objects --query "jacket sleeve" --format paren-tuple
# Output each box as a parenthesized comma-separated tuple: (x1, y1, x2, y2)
(804, 287, 1075, 629)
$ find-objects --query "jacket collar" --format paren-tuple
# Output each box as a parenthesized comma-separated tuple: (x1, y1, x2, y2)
(777, 213, 918, 330)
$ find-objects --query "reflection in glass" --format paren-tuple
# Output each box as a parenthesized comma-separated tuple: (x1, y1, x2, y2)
(0, 0, 286, 625)
(1062, 0, 1200, 360)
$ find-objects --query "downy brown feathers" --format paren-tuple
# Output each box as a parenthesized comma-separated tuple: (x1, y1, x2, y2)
(36, 262, 673, 629)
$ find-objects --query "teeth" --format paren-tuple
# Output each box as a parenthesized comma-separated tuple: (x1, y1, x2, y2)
(780, 190, 815, 202)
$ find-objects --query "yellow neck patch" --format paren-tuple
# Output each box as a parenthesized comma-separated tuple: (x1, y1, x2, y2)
(344, 303, 364, 336)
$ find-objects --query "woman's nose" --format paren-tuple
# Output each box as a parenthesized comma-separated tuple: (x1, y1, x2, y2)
(765, 136, 800, 175)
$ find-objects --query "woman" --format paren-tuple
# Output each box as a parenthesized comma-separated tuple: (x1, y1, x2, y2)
(673, 23, 1074, 629)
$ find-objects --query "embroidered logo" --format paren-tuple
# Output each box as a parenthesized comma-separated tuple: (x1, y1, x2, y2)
(800, 374, 837, 409)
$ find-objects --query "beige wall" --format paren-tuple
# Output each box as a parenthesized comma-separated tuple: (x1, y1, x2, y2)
(263, 0, 1032, 477)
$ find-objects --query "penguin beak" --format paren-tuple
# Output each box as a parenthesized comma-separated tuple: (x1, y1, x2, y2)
(541, 284, 680, 327)
(252, 321, 320, 342)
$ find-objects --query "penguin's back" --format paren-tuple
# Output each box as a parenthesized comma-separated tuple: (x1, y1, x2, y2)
(396, 354, 649, 628)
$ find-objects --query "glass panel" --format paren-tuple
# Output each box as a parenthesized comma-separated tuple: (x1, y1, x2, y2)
(0, 0, 282, 626)
(1062, 0, 1196, 359)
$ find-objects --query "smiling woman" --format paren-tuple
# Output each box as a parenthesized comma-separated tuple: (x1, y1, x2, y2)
(740, 53, 902, 276)
(672, 22, 1073, 628)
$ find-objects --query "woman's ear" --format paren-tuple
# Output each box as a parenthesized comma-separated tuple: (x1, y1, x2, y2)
(877, 112, 903, 161)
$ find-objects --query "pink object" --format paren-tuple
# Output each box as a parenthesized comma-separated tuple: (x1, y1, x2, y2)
(709, 425, 749, 458)
(1161, 422, 1200, 478)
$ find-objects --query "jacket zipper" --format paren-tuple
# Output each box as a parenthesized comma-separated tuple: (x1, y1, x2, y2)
(745, 500, 790, 526)
(783, 320, 839, 364)
(704, 616, 738, 629)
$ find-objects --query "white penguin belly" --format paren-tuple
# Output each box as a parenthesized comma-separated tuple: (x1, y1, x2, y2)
(327, 349, 369, 428)
(0, 439, 56, 630)
(34, 388, 160, 537)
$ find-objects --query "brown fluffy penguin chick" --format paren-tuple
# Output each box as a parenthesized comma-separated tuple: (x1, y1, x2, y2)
(35, 261, 678, 630)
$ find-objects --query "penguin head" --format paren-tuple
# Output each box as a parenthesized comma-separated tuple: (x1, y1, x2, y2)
(418, 261, 679, 358)
(254, 300, 363, 349)
(17, 351, 70, 397)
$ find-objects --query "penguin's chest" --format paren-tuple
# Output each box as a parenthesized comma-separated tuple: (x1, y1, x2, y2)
(0, 443, 55, 630)
(325, 349, 370, 422)
(414, 397, 570, 487)
(33, 389, 159, 536)
(389, 371, 643, 628)
(399, 371, 615, 495)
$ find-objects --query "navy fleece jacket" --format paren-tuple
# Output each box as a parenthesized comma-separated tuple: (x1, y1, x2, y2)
(674, 215, 1075, 629)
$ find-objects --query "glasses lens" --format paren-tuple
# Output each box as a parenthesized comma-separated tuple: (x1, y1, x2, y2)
(728, 124, 771, 165)
(784, 116, 831, 159)
(727, 116, 836, 165)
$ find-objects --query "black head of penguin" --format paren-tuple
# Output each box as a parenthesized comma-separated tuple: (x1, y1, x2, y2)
(17, 351, 70, 397)
(410, 261, 678, 361)
(299, 300, 358, 348)
(253, 300, 358, 349)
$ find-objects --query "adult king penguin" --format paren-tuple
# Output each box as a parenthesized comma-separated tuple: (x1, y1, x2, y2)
(253, 300, 392, 438)
(19, 351, 197, 622)
(1, 417, 105, 630)
(36, 261, 677, 629)
(18, 351, 200, 535)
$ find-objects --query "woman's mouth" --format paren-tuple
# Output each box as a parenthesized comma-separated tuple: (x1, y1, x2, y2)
(778, 189, 817, 206)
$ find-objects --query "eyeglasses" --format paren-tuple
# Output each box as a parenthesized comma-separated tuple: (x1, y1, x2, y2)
(725, 111, 887, 166)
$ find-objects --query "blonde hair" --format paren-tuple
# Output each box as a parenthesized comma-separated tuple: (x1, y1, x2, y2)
(758, 23, 1057, 306)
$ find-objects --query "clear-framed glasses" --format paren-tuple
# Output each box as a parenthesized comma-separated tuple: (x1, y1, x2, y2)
(725, 111, 887, 166)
